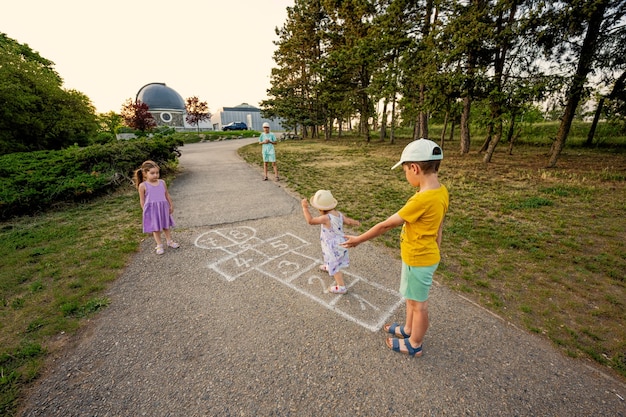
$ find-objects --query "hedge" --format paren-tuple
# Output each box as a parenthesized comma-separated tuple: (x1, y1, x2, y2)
(0, 136, 183, 220)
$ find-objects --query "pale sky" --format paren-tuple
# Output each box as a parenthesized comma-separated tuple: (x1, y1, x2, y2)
(1, 0, 294, 114)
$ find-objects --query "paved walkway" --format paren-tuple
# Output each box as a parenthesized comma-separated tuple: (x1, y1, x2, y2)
(21, 139, 625, 416)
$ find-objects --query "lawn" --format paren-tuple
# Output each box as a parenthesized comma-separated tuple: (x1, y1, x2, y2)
(239, 133, 626, 379)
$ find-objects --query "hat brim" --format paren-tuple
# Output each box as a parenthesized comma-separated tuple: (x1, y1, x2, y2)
(309, 197, 337, 210)
(391, 161, 403, 170)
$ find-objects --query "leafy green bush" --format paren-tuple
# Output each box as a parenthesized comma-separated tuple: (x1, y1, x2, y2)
(0, 136, 182, 220)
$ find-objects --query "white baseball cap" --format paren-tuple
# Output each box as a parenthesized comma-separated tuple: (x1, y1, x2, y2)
(262, 122, 270, 128)
(391, 138, 443, 169)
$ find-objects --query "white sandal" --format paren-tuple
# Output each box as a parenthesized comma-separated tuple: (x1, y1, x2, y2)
(328, 285, 347, 294)
(155, 244, 165, 255)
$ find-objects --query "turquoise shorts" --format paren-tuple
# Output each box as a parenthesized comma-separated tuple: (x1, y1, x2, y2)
(262, 145, 276, 162)
(399, 261, 438, 302)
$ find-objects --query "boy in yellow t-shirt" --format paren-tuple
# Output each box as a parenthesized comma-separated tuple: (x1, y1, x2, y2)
(342, 138, 449, 357)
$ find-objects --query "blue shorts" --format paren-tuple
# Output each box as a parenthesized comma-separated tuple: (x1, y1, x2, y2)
(399, 261, 438, 302)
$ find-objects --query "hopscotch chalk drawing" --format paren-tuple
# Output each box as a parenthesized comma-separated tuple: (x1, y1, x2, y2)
(194, 226, 404, 332)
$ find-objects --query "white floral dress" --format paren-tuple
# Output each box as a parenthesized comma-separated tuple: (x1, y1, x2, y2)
(320, 212, 350, 276)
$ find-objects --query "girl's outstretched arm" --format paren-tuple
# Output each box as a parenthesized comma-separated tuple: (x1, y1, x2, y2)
(342, 214, 361, 227)
(301, 199, 328, 226)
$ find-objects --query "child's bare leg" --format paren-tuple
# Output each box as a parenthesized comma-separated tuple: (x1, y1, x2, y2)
(333, 271, 345, 287)
(163, 228, 173, 242)
(406, 299, 429, 347)
(273, 162, 278, 178)
(152, 232, 163, 246)
(263, 162, 268, 178)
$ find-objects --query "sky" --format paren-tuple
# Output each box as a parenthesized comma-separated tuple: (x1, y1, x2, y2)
(1, 0, 294, 114)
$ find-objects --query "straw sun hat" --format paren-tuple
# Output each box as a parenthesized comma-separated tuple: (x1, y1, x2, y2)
(309, 190, 338, 210)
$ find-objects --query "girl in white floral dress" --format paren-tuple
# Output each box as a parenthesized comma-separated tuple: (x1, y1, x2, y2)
(301, 190, 360, 294)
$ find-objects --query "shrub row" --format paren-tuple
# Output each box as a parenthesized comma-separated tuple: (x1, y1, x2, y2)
(0, 136, 183, 220)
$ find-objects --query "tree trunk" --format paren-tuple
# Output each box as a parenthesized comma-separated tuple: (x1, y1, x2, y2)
(449, 119, 455, 142)
(547, 1, 607, 167)
(413, 118, 420, 140)
(479, 124, 493, 153)
(483, 118, 503, 163)
(506, 115, 517, 155)
(380, 99, 388, 142)
(585, 97, 604, 147)
(440, 111, 449, 150)
(418, 85, 428, 138)
(390, 93, 397, 144)
(460, 96, 471, 154)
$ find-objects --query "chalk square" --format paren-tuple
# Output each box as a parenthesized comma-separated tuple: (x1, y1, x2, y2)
(210, 248, 270, 281)
(195, 226, 258, 251)
(256, 252, 318, 282)
(195, 231, 239, 250)
(234, 236, 265, 253)
(253, 233, 309, 258)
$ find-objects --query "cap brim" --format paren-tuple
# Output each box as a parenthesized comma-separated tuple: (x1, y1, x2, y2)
(391, 161, 403, 170)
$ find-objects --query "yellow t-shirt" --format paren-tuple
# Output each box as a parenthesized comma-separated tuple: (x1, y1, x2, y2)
(397, 185, 449, 267)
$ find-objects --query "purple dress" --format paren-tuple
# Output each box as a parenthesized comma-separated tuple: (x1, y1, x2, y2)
(142, 180, 175, 233)
(320, 212, 350, 276)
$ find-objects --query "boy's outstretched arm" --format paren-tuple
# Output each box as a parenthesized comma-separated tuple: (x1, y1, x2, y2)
(342, 213, 404, 248)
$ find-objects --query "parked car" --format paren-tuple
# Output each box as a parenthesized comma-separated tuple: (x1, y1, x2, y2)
(222, 122, 248, 131)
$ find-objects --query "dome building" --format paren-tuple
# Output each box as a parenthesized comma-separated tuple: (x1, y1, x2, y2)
(136, 82, 186, 129)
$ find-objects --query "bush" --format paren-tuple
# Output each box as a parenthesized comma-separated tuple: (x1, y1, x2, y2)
(0, 136, 182, 220)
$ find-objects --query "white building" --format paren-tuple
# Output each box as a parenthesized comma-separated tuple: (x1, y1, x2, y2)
(210, 103, 285, 131)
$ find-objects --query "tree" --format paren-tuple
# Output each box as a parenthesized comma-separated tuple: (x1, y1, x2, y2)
(323, 0, 377, 141)
(586, 8, 626, 144)
(264, 0, 625, 159)
(479, 0, 555, 163)
(0, 33, 98, 155)
(120, 98, 156, 132)
(264, 0, 328, 138)
(534, 0, 626, 167)
(98, 111, 123, 135)
(372, 0, 421, 143)
(185, 96, 211, 133)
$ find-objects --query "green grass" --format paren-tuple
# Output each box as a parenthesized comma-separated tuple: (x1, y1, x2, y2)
(239, 133, 626, 382)
(0, 189, 144, 416)
(170, 129, 260, 143)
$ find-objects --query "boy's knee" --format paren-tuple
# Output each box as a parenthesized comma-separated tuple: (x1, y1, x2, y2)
(407, 299, 428, 311)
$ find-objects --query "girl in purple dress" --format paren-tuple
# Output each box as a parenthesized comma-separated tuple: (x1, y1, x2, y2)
(301, 190, 360, 294)
(134, 160, 180, 255)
